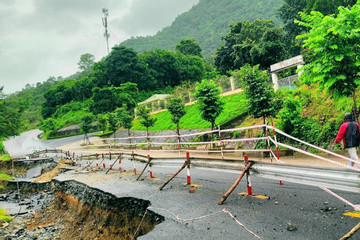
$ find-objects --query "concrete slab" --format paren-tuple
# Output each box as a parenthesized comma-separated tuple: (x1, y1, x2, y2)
(26, 166, 42, 179)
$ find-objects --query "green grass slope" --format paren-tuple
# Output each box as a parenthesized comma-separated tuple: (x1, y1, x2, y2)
(132, 93, 247, 131)
(121, 0, 283, 57)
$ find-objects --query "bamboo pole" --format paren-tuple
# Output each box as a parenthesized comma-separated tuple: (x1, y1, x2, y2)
(159, 161, 187, 191)
(105, 153, 122, 174)
(136, 155, 151, 181)
(340, 222, 360, 240)
(218, 162, 252, 205)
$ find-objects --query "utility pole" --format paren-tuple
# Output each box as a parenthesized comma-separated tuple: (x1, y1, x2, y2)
(102, 8, 110, 54)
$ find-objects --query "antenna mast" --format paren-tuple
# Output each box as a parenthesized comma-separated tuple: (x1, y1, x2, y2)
(102, 8, 110, 54)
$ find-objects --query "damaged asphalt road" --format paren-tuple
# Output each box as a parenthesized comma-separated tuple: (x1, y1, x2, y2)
(3, 130, 360, 239)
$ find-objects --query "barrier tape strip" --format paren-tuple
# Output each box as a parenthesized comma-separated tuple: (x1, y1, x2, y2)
(272, 139, 360, 171)
(107, 125, 266, 142)
(222, 137, 268, 143)
(131, 209, 148, 240)
(147, 207, 262, 240)
(99, 137, 268, 146)
(320, 187, 360, 211)
(219, 124, 266, 133)
(267, 126, 357, 164)
(269, 149, 285, 164)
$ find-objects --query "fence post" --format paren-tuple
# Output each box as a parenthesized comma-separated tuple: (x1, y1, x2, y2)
(132, 151, 137, 175)
(265, 121, 273, 163)
(148, 155, 153, 178)
(177, 133, 181, 156)
(230, 76, 235, 91)
(186, 152, 191, 185)
(218, 125, 224, 159)
(271, 118, 283, 185)
(244, 155, 252, 196)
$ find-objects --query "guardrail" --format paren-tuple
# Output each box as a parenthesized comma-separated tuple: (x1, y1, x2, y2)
(32, 122, 360, 208)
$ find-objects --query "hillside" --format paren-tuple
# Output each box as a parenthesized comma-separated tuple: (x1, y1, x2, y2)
(120, 0, 283, 57)
(132, 93, 247, 131)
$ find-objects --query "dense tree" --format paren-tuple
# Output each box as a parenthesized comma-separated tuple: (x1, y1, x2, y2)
(194, 80, 224, 130)
(0, 87, 22, 138)
(103, 46, 150, 90)
(41, 118, 56, 133)
(176, 39, 203, 57)
(78, 53, 95, 71)
(305, 0, 357, 15)
(238, 65, 280, 124)
(177, 54, 205, 83)
(167, 98, 186, 135)
(215, 20, 286, 74)
(139, 49, 180, 88)
(42, 79, 76, 118)
(89, 83, 138, 115)
(277, 0, 308, 56)
(115, 106, 133, 139)
(296, 2, 360, 117)
(107, 112, 120, 138)
(278, 0, 357, 56)
(80, 114, 94, 145)
(96, 114, 107, 133)
(139, 49, 205, 89)
(137, 105, 157, 137)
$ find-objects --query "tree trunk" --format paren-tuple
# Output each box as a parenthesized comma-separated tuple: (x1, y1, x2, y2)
(353, 91, 358, 122)
(128, 128, 131, 144)
(210, 122, 214, 144)
(263, 116, 266, 136)
(176, 123, 180, 137)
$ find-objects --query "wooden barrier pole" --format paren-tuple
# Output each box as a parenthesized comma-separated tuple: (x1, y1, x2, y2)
(218, 162, 252, 205)
(136, 155, 151, 181)
(159, 161, 187, 191)
(340, 222, 360, 240)
(186, 152, 191, 185)
(82, 154, 98, 170)
(105, 153, 122, 174)
(132, 151, 137, 175)
(244, 155, 253, 196)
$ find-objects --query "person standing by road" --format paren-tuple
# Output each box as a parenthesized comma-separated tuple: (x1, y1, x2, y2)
(335, 112, 360, 167)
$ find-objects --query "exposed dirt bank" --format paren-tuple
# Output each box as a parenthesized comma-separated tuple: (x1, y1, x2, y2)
(1, 180, 163, 240)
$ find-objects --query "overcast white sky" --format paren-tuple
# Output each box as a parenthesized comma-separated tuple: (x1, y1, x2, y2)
(0, 0, 199, 94)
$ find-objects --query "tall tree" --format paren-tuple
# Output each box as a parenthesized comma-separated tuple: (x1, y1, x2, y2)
(139, 49, 205, 89)
(115, 106, 134, 139)
(96, 114, 107, 133)
(80, 114, 94, 145)
(215, 20, 286, 74)
(167, 98, 186, 135)
(296, 2, 360, 118)
(278, 0, 307, 56)
(305, 0, 357, 15)
(104, 46, 150, 90)
(90, 83, 138, 115)
(137, 105, 157, 137)
(176, 39, 203, 57)
(239, 65, 280, 124)
(78, 53, 95, 71)
(194, 80, 224, 130)
(107, 112, 120, 139)
(278, 0, 357, 56)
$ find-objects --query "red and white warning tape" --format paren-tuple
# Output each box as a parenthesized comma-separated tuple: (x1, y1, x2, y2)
(320, 187, 360, 211)
(147, 207, 263, 240)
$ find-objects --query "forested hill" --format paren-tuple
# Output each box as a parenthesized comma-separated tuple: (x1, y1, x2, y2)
(120, 0, 283, 58)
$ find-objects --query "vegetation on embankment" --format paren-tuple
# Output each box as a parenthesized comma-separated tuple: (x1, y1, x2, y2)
(0, 209, 11, 223)
(132, 93, 247, 131)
